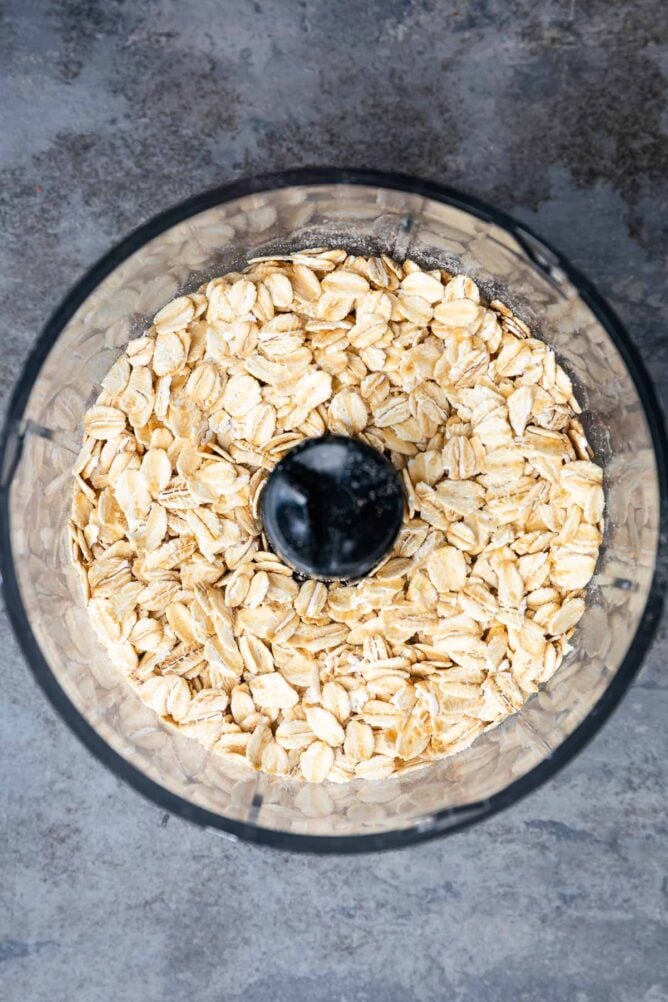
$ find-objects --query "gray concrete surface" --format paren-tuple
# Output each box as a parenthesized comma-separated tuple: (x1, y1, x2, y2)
(1, 1, 667, 1000)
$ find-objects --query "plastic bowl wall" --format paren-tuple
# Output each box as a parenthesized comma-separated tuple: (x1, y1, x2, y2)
(1, 170, 665, 852)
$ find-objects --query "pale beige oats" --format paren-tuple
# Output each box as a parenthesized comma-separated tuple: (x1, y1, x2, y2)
(71, 249, 604, 783)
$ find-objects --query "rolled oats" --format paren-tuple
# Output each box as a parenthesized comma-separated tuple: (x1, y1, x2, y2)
(72, 250, 603, 783)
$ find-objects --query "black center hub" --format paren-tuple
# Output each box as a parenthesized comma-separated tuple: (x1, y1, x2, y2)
(260, 435, 405, 581)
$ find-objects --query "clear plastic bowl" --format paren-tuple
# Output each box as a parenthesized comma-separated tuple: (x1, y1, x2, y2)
(1, 169, 665, 852)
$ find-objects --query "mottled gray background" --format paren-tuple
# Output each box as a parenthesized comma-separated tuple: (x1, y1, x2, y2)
(1, 1, 667, 1000)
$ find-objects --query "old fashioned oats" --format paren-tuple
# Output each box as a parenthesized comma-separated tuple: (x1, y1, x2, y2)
(71, 249, 604, 783)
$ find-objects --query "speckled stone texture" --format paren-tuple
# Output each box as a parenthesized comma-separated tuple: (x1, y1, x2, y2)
(1, 2, 667, 1000)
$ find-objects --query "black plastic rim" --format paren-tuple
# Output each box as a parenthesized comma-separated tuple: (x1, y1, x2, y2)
(1, 168, 666, 854)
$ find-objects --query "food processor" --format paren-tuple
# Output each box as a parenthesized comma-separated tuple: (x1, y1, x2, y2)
(1, 169, 665, 852)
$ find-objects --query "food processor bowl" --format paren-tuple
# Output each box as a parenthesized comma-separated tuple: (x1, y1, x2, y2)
(1, 169, 665, 852)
